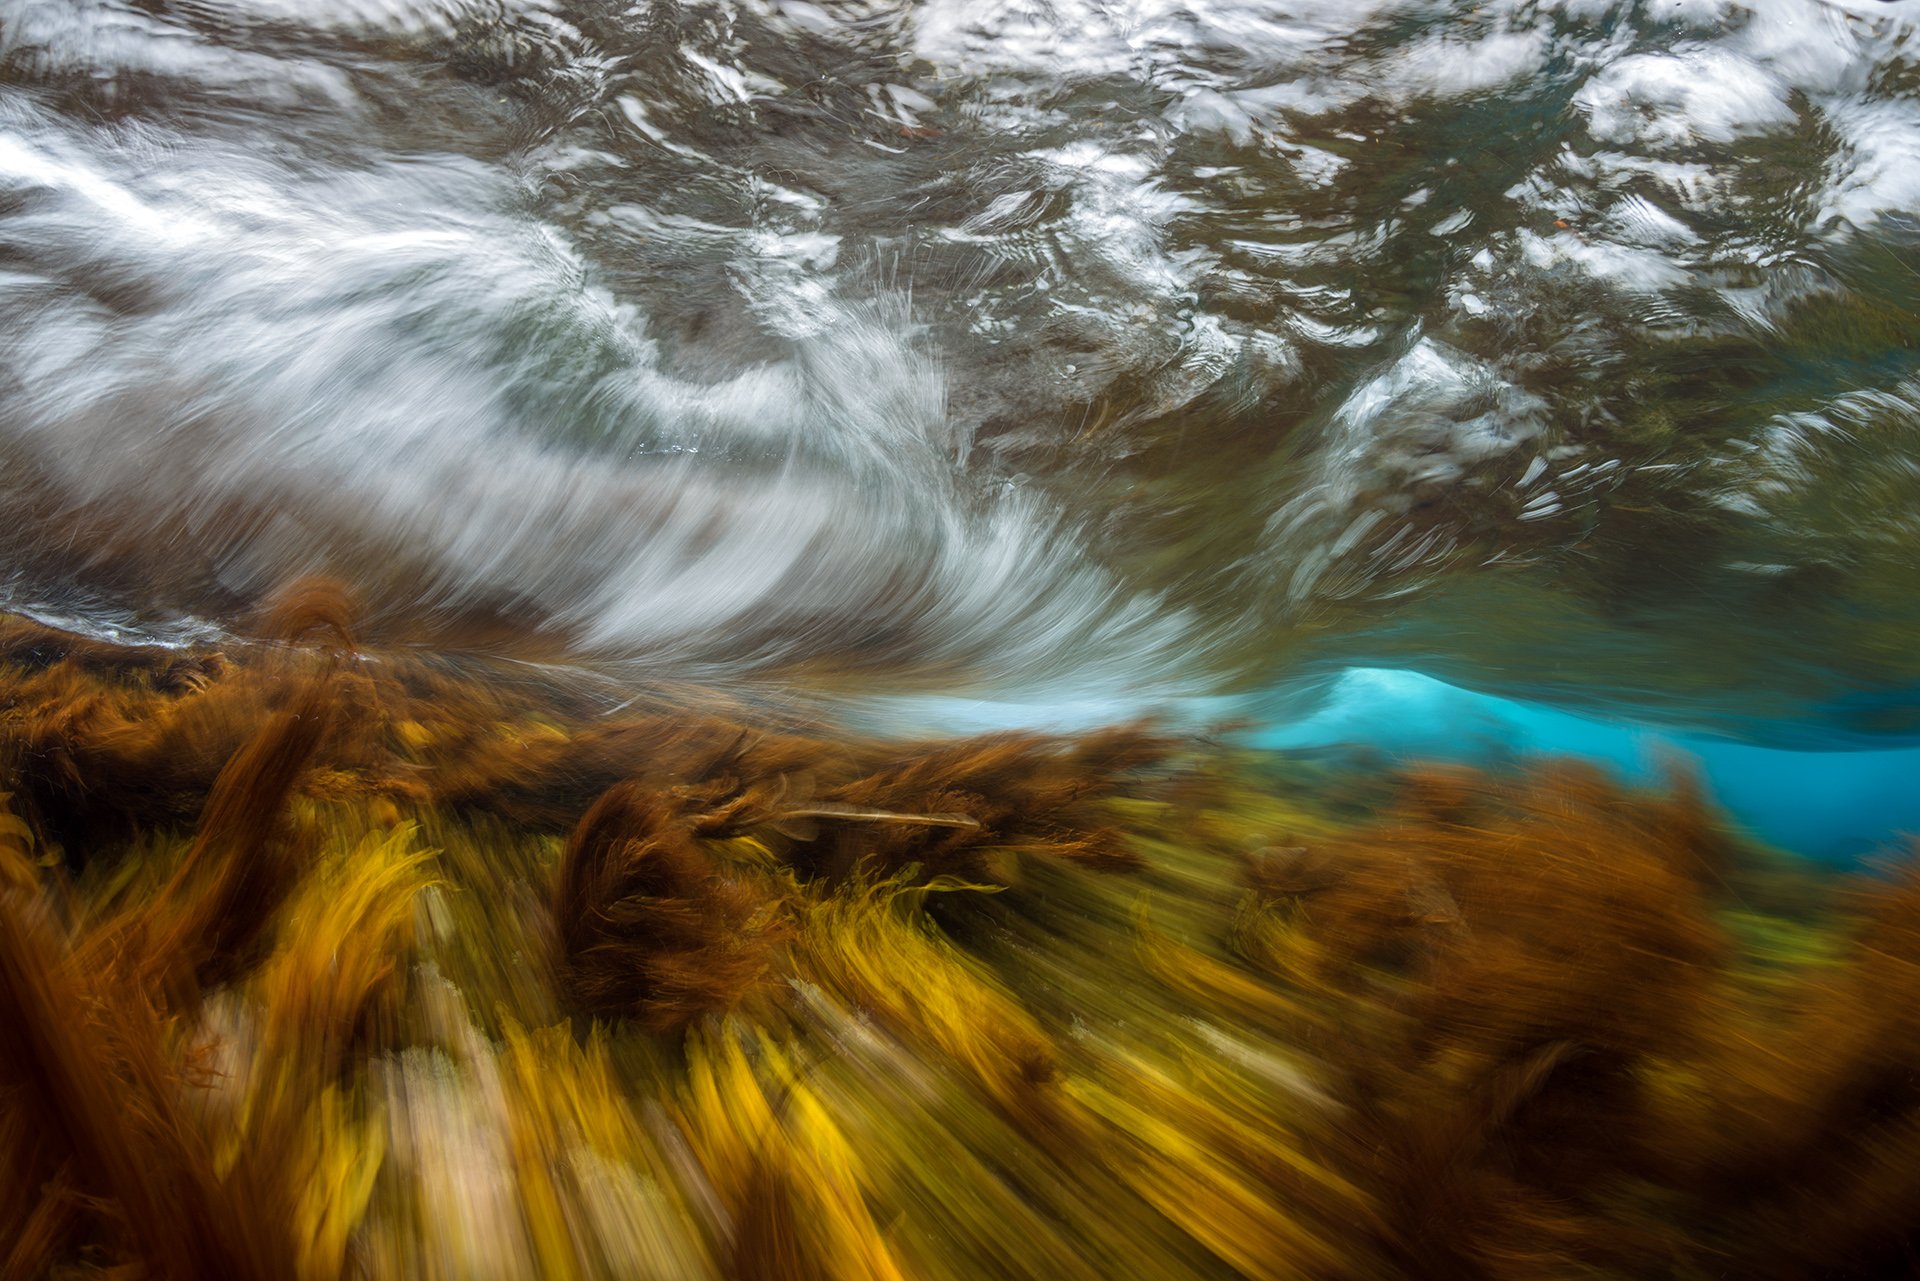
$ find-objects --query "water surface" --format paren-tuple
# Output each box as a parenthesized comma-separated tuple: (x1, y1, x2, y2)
(4, 0, 1919, 745)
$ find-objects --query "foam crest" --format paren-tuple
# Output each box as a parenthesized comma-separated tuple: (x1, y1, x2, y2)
(1, 0, 1917, 732)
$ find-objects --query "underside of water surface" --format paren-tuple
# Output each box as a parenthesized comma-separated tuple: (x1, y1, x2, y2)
(3, 0, 1920, 1278)
(3, 0, 1919, 727)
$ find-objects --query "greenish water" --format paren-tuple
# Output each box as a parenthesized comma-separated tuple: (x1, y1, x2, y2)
(2, 0, 1918, 826)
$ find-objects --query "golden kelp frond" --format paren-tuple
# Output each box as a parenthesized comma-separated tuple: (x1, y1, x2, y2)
(180, 825, 432, 1281)
(797, 876, 1058, 1114)
(1072, 902, 1376, 1281)
(403, 810, 568, 1034)
(674, 1026, 908, 1281)
(1065, 1066, 1365, 1281)
(291, 1086, 388, 1281)
(491, 1020, 719, 1280)
(360, 977, 719, 1281)
(245, 823, 431, 1078)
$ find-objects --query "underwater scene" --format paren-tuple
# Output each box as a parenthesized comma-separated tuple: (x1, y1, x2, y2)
(3, 0, 1920, 1276)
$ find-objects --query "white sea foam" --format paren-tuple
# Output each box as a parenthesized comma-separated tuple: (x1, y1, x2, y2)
(1819, 96, 1920, 230)
(1, 0, 1916, 723)
(0, 94, 1191, 691)
(1578, 48, 1798, 149)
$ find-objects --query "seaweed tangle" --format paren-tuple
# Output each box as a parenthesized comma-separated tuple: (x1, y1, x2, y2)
(1239, 763, 1729, 1279)
(1687, 854, 1920, 1279)
(554, 779, 794, 1031)
(4, 605, 1920, 1279)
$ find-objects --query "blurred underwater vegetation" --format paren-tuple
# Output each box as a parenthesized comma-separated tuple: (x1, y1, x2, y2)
(3, 586, 1919, 1281)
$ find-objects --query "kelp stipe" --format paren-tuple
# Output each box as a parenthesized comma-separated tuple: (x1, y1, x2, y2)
(256, 577, 362, 654)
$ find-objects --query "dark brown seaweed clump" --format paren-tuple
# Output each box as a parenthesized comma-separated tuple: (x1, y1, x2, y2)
(1241, 763, 1728, 1279)
(554, 779, 794, 1031)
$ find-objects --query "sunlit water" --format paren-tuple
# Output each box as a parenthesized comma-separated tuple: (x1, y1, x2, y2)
(4, 0, 1919, 850)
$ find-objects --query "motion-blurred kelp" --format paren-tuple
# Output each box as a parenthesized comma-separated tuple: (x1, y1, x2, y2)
(1, 603, 1917, 1279)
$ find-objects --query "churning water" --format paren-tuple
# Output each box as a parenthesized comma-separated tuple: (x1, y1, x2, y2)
(3, 0, 1919, 837)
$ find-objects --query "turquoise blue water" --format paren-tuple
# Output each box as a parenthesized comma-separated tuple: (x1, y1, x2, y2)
(1255, 669, 1920, 864)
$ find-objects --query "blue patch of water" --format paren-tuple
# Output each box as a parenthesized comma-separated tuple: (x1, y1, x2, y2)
(1253, 669, 1920, 865)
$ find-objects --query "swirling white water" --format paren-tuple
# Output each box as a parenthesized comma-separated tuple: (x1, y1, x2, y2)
(3, 0, 1919, 767)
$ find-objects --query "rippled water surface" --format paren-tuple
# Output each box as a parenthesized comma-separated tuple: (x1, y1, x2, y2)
(3, 0, 1919, 737)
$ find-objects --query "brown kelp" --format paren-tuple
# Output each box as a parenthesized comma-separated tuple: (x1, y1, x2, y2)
(1, 605, 1917, 1280)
